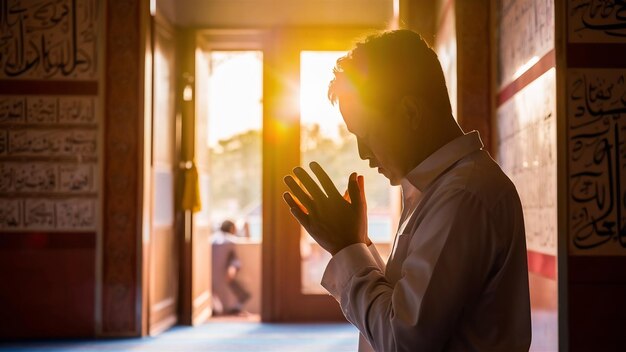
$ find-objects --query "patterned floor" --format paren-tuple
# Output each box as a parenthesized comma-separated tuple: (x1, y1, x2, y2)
(0, 322, 359, 352)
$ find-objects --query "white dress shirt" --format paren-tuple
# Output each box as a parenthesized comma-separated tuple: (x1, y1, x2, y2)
(321, 131, 531, 351)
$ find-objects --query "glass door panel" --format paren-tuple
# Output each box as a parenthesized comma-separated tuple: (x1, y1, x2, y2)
(206, 51, 263, 240)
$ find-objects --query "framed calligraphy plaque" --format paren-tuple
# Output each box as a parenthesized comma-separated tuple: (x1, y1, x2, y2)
(568, 69, 626, 254)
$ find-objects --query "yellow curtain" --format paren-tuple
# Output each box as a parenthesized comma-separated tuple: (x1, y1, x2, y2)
(181, 160, 202, 212)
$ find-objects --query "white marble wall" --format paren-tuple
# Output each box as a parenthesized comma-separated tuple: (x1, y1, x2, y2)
(496, 70, 557, 255)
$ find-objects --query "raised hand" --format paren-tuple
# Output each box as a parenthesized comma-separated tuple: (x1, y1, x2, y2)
(283, 161, 368, 255)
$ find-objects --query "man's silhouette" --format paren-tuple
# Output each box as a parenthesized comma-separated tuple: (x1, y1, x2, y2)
(283, 30, 531, 351)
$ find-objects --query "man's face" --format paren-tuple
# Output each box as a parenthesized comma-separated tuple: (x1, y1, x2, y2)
(338, 94, 409, 186)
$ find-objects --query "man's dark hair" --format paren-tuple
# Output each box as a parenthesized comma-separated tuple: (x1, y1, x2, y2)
(220, 220, 236, 234)
(328, 29, 452, 116)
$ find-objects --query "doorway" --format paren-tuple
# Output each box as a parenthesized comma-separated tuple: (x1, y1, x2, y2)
(203, 50, 263, 320)
(193, 31, 266, 322)
(175, 28, 399, 325)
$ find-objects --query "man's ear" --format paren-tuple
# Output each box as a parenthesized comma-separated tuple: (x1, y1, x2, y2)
(399, 95, 422, 130)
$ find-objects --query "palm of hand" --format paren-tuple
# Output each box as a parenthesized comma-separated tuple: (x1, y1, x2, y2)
(283, 161, 368, 255)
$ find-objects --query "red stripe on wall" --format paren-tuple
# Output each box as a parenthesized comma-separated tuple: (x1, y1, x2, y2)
(497, 50, 555, 107)
(527, 250, 557, 280)
(0, 80, 98, 95)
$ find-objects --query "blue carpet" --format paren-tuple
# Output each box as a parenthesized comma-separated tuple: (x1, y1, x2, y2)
(0, 322, 359, 351)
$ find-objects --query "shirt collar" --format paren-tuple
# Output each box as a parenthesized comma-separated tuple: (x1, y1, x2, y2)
(405, 131, 484, 192)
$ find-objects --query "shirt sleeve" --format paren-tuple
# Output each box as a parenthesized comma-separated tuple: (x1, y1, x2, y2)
(321, 189, 495, 352)
(368, 242, 386, 271)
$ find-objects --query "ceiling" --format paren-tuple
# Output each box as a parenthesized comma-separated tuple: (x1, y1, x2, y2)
(157, 0, 394, 28)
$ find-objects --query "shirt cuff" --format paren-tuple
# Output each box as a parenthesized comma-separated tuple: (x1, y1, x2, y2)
(368, 243, 386, 271)
(321, 242, 380, 301)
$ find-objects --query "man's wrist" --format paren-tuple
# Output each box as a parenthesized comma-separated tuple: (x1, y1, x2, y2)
(331, 239, 369, 256)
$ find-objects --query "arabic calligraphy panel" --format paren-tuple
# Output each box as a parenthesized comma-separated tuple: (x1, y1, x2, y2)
(27, 97, 58, 123)
(58, 164, 96, 192)
(569, 0, 626, 43)
(0, 97, 27, 123)
(0, 197, 97, 230)
(0, 0, 99, 79)
(24, 198, 55, 228)
(0, 92, 99, 231)
(568, 69, 626, 255)
(0, 199, 22, 229)
(1, 128, 97, 156)
(55, 198, 96, 229)
(58, 96, 97, 123)
(0, 129, 8, 154)
(0, 96, 97, 124)
(0, 162, 96, 193)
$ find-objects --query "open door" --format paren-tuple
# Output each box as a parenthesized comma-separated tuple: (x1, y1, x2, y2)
(197, 39, 265, 319)
(179, 29, 266, 325)
(147, 13, 180, 335)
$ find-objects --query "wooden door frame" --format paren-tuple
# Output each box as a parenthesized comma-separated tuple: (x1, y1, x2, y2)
(261, 27, 384, 322)
(146, 10, 180, 336)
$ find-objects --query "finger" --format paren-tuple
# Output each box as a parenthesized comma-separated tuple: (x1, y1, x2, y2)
(357, 175, 368, 237)
(347, 172, 361, 209)
(293, 167, 327, 200)
(282, 192, 309, 215)
(287, 201, 310, 229)
(284, 175, 314, 210)
(358, 175, 367, 211)
(309, 161, 342, 199)
(343, 189, 350, 202)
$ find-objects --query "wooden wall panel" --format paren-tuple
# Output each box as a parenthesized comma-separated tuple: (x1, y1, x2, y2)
(568, 284, 626, 350)
(0, 233, 95, 338)
(102, 0, 146, 335)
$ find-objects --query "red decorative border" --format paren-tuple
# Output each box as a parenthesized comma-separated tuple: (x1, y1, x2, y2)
(102, 0, 141, 335)
(497, 50, 556, 107)
(567, 44, 626, 68)
(0, 232, 95, 249)
(527, 250, 557, 280)
(0, 80, 98, 95)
